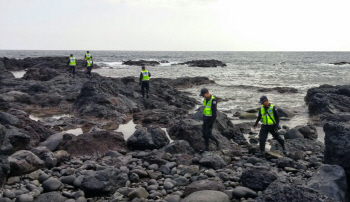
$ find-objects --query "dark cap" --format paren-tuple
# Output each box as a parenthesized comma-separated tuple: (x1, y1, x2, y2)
(199, 88, 209, 96)
(259, 96, 268, 104)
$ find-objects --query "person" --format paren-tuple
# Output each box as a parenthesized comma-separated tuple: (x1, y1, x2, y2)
(67, 54, 76, 78)
(253, 96, 286, 157)
(200, 88, 221, 151)
(86, 59, 93, 78)
(84, 51, 92, 61)
(139, 65, 151, 98)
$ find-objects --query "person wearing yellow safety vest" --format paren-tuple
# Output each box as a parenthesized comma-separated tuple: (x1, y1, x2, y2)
(139, 66, 151, 99)
(67, 54, 76, 78)
(254, 96, 286, 157)
(199, 88, 221, 151)
(84, 51, 92, 61)
(86, 59, 93, 78)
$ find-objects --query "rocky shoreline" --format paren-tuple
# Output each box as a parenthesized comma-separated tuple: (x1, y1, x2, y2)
(0, 57, 349, 202)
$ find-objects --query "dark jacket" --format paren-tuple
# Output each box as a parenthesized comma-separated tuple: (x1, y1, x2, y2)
(139, 71, 151, 83)
(254, 104, 280, 127)
(203, 95, 217, 123)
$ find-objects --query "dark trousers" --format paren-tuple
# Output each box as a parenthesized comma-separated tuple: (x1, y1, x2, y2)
(87, 67, 92, 76)
(259, 125, 285, 152)
(69, 66, 76, 76)
(141, 81, 149, 97)
(202, 120, 219, 148)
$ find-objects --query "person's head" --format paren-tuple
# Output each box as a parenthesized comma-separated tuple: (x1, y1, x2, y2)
(199, 88, 210, 99)
(141, 65, 145, 70)
(87, 51, 89, 53)
(70, 54, 73, 57)
(259, 95, 269, 107)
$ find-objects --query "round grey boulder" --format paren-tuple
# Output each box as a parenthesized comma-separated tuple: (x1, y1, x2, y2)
(182, 190, 230, 202)
(42, 178, 63, 192)
(284, 129, 304, 139)
(15, 194, 33, 202)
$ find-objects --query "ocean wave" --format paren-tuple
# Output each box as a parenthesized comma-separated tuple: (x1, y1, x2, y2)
(95, 61, 126, 68)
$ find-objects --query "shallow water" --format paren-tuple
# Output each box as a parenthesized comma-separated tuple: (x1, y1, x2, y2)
(64, 128, 83, 136)
(29, 114, 73, 121)
(116, 119, 173, 142)
(10, 70, 26, 78)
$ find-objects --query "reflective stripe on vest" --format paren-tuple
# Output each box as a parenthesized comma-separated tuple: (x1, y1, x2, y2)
(261, 104, 275, 125)
(203, 95, 215, 116)
(141, 70, 149, 81)
(69, 57, 76, 66)
(85, 54, 91, 60)
(87, 60, 93, 67)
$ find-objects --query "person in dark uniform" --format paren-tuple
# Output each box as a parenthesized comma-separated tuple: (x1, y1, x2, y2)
(67, 54, 76, 78)
(200, 88, 221, 151)
(254, 96, 286, 157)
(139, 66, 151, 98)
(84, 51, 92, 61)
(86, 59, 93, 78)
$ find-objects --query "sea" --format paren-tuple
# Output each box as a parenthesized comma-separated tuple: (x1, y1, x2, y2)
(1, 50, 350, 142)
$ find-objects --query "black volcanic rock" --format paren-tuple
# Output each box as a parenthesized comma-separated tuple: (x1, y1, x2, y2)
(330, 61, 350, 65)
(127, 126, 170, 150)
(258, 87, 298, 93)
(179, 60, 227, 67)
(305, 84, 350, 116)
(255, 180, 334, 202)
(1, 56, 97, 71)
(122, 60, 160, 66)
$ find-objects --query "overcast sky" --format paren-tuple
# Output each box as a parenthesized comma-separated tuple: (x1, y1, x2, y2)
(1, 0, 350, 51)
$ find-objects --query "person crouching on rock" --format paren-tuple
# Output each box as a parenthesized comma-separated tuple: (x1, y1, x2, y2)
(139, 65, 151, 99)
(67, 54, 76, 79)
(200, 88, 221, 151)
(253, 96, 286, 157)
(86, 59, 93, 78)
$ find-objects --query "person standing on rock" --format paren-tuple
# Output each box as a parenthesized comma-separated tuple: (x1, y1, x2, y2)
(86, 59, 93, 78)
(139, 65, 151, 99)
(67, 54, 76, 78)
(254, 96, 286, 156)
(84, 51, 92, 61)
(200, 88, 221, 151)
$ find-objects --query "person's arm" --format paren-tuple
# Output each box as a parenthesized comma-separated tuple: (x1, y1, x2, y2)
(149, 72, 151, 77)
(67, 59, 70, 66)
(254, 110, 262, 127)
(211, 98, 217, 122)
(139, 73, 142, 84)
(273, 106, 280, 127)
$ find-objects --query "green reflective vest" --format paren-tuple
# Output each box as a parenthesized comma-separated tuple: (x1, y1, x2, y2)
(69, 57, 76, 66)
(85, 53, 91, 60)
(261, 104, 276, 125)
(203, 95, 215, 116)
(141, 70, 150, 81)
(87, 60, 93, 67)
